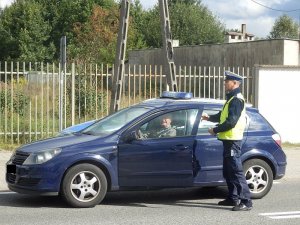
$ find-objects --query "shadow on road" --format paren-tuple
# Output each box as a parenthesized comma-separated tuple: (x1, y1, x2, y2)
(0, 187, 228, 209)
(102, 187, 229, 210)
(0, 193, 68, 208)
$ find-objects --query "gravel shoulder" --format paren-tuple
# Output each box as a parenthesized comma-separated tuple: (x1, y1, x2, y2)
(0, 149, 12, 191)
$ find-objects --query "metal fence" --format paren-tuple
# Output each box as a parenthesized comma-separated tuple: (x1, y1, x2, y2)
(0, 61, 254, 145)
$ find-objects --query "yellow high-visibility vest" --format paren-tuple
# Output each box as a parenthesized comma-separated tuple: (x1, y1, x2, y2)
(218, 93, 246, 140)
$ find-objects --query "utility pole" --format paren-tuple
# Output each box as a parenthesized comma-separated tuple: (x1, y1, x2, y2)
(159, 0, 178, 92)
(109, 0, 178, 114)
(110, 0, 130, 114)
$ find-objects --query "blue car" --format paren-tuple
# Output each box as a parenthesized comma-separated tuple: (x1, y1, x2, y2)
(6, 92, 287, 208)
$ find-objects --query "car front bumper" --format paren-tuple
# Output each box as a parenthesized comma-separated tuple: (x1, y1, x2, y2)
(6, 163, 62, 195)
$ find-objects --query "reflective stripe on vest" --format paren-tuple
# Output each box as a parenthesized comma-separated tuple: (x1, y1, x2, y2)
(218, 93, 246, 140)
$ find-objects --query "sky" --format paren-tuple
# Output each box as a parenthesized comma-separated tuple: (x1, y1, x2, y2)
(140, 0, 300, 38)
(0, 0, 13, 9)
(1, 0, 299, 38)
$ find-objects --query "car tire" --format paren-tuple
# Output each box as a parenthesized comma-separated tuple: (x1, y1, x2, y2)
(243, 159, 273, 199)
(61, 163, 107, 208)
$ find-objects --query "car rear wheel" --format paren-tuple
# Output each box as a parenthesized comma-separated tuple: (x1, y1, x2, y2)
(243, 159, 273, 199)
(61, 163, 107, 208)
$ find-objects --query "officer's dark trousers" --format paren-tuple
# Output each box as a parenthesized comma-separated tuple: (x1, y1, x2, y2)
(222, 140, 252, 206)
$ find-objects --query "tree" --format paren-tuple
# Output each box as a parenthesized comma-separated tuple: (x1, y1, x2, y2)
(168, 0, 201, 6)
(127, 0, 148, 50)
(35, 0, 108, 59)
(71, 5, 119, 64)
(0, 0, 55, 61)
(0, 0, 226, 63)
(140, 1, 225, 48)
(70, 0, 151, 63)
(227, 29, 240, 33)
(0, 0, 119, 62)
(170, 2, 224, 45)
(269, 14, 299, 39)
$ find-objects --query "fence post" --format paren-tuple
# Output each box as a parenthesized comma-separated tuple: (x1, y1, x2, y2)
(10, 62, 14, 145)
(71, 63, 75, 126)
(59, 36, 66, 131)
(253, 65, 259, 108)
(4, 61, 7, 143)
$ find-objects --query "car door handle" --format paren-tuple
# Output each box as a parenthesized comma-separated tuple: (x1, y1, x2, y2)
(171, 145, 189, 151)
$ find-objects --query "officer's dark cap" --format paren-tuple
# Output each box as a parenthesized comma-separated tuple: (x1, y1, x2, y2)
(224, 71, 243, 83)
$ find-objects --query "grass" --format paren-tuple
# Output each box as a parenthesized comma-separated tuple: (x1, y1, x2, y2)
(282, 142, 300, 148)
(0, 143, 20, 151)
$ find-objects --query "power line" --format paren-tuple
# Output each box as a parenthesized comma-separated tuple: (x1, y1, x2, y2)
(249, 0, 300, 12)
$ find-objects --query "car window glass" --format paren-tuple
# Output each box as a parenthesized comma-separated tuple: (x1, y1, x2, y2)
(247, 111, 271, 131)
(138, 109, 198, 139)
(198, 109, 219, 135)
(82, 107, 151, 136)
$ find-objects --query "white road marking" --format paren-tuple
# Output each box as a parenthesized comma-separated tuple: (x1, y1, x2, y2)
(0, 191, 15, 195)
(273, 181, 280, 184)
(270, 215, 300, 219)
(260, 211, 300, 220)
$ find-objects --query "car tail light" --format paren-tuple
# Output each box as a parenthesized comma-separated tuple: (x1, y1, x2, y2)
(272, 133, 282, 147)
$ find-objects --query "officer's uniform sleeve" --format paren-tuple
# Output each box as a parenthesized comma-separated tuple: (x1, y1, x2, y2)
(208, 111, 221, 123)
(213, 97, 244, 133)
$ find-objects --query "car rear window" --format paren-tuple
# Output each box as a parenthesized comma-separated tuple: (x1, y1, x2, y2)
(247, 110, 272, 131)
(198, 108, 273, 133)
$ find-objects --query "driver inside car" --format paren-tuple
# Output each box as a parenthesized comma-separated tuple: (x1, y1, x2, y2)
(138, 114, 176, 139)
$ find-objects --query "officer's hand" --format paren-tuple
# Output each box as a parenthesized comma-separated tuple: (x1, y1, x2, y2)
(201, 113, 209, 121)
(208, 128, 215, 136)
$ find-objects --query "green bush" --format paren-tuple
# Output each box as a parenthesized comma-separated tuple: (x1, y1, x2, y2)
(0, 89, 30, 116)
(75, 86, 107, 117)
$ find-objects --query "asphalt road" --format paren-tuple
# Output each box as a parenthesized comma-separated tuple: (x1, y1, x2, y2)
(0, 148, 299, 225)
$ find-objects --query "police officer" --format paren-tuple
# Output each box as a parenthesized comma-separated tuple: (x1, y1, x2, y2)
(202, 71, 253, 211)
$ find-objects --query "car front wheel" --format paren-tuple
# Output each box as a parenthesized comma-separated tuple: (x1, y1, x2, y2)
(61, 163, 107, 208)
(243, 159, 273, 199)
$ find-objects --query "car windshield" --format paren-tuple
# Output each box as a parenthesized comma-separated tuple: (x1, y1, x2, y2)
(81, 106, 151, 136)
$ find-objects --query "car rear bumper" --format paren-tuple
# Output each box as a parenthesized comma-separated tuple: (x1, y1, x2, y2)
(274, 161, 287, 180)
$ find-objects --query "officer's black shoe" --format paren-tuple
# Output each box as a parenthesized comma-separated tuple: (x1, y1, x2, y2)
(218, 199, 240, 206)
(232, 203, 253, 211)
